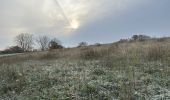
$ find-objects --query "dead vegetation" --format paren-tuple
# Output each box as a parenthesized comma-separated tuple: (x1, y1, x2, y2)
(0, 37, 170, 99)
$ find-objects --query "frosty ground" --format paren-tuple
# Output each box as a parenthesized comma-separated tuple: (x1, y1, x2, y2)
(0, 38, 170, 100)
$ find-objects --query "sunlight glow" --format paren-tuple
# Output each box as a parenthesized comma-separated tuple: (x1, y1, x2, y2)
(70, 19, 79, 29)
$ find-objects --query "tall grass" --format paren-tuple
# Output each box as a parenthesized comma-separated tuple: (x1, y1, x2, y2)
(0, 38, 170, 99)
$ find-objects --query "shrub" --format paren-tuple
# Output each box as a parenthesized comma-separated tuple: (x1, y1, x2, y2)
(48, 38, 63, 50)
(1, 46, 24, 54)
(78, 42, 88, 47)
(118, 39, 129, 43)
(95, 43, 101, 46)
(132, 35, 151, 41)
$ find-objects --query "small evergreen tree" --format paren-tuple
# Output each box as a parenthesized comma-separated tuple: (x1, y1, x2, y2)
(48, 38, 63, 50)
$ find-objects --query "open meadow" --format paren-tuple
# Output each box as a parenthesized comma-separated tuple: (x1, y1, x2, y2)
(0, 38, 170, 100)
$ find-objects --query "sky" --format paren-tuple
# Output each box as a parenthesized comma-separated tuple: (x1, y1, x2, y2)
(0, 0, 170, 50)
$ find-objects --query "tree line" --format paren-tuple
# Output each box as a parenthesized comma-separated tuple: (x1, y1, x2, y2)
(1, 33, 64, 54)
(0, 34, 152, 54)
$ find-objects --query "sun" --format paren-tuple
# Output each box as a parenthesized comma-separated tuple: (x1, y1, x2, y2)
(70, 19, 79, 29)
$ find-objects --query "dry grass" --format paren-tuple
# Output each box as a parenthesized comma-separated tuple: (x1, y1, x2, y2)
(0, 38, 170, 99)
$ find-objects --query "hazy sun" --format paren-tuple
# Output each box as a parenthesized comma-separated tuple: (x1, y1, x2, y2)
(70, 19, 79, 29)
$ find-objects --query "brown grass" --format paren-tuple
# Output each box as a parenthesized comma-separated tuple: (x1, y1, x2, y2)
(1, 37, 170, 64)
(0, 37, 170, 99)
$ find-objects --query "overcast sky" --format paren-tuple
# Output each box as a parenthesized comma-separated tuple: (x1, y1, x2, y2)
(0, 0, 170, 50)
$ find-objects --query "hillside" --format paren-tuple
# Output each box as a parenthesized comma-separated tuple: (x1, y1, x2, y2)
(0, 37, 170, 100)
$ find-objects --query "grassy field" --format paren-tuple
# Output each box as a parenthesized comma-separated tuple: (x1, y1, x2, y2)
(0, 38, 170, 100)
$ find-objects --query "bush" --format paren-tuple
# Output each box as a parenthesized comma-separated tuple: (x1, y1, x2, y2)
(118, 39, 129, 43)
(78, 42, 88, 47)
(1, 46, 24, 54)
(48, 38, 63, 50)
(132, 35, 150, 41)
(95, 43, 101, 46)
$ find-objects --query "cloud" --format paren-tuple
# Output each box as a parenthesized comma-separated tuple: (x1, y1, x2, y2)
(0, 0, 148, 49)
(0, 0, 143, 35)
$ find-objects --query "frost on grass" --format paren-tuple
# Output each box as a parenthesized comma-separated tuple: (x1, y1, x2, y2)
(0, 59, 170, 100)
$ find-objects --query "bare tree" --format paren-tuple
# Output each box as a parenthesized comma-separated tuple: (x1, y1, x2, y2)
(15, 33, 34, 51)
(36, 35, 50, 51)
